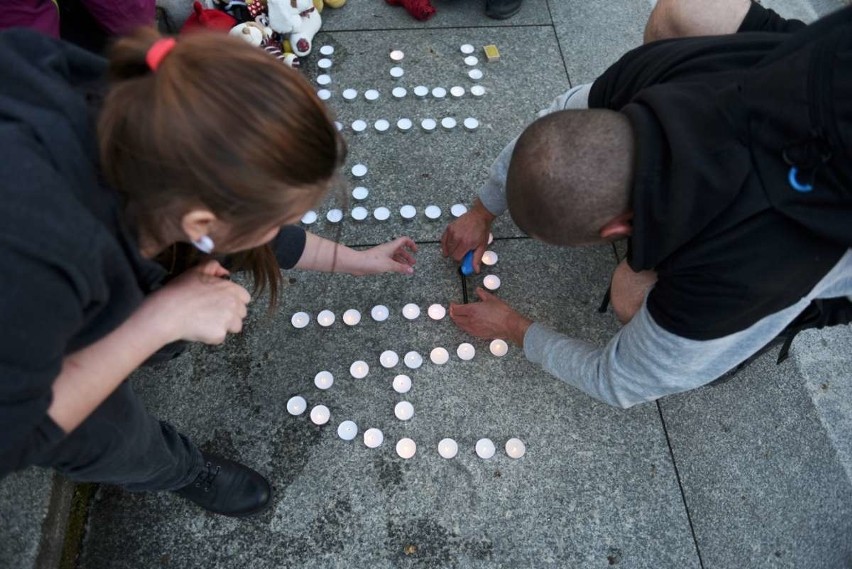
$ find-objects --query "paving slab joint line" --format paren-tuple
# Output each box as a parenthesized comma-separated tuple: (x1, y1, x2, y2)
(657, 401, 706, 569)
(34, 480, 98, 569)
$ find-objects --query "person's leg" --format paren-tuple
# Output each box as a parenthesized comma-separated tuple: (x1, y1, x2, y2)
(644, 0, 752, 43)
(33, 381, 271, 516)
(610, 260, 657, 324)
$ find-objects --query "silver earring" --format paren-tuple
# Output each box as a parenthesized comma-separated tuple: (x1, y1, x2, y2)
(192, 235, 214, 254)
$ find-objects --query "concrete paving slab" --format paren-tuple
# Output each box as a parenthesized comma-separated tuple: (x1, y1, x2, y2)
(320, 0, 551, 32)
(549, 0, 650, 86)
(659, 354, 852, 569)
(302, 26, 569, 244)
(79, 241, 699, 568)
(0, 468, 53, 568)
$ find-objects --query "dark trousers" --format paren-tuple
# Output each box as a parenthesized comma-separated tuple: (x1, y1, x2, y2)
(32, 381, 202, 492)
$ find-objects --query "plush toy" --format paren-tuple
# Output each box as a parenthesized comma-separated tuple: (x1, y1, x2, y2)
(313, 0, 346, 10)
(267, 0, 321, 57)
(229, 16, 300, 67)
(181, 1, 238, 32)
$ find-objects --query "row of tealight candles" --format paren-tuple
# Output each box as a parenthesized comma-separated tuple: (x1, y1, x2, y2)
(290, 296, 502, 330)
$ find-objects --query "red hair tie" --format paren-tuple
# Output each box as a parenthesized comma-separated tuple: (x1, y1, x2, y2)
(146, 38, 177, 71)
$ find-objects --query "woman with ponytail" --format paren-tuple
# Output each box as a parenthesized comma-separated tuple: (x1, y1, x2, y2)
(0, 27, 416, 517)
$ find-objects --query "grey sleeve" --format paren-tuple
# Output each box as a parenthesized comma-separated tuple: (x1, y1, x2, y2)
(478, 83, 593, 216)
(522, 288, 837, 409)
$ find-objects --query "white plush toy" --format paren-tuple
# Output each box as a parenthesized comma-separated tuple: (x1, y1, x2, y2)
(267, 0, 322, 57)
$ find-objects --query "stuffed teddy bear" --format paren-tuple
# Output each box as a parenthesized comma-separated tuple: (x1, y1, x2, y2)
(229, 15, 300, 67)
(267, 0, 321, 57)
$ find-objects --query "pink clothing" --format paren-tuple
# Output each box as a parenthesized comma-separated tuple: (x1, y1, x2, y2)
(0, 0, 155, 37)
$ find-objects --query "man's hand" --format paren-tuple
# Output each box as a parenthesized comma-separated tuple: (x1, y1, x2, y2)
(351, 237, 418, 276)
(449, 288, 533, 346)
(440, 199, 496, 273)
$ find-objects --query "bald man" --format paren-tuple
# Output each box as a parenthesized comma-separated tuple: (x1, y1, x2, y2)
(441, 0, 852, 408)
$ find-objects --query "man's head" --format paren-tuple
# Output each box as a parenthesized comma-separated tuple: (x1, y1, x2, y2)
(507, 109, 635, 246)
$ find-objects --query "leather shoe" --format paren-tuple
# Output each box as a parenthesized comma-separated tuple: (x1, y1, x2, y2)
(175, 453, 271, 517)
(485, 0, 523, 19)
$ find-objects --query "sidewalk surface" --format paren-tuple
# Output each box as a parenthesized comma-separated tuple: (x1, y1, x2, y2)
(2, 1, 851, 568)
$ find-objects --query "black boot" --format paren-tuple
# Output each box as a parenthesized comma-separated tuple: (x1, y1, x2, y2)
(485, 0, 523, 20)
(174, 453, 271, 517)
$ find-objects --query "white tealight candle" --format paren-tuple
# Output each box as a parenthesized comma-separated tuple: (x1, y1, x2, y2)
(342, 308, 362, 326)
(424, 205, 442, 220)
(390, 66, 404, 78)
(392, 87, 407, 99)
(476, 438, 496, 459)
(438, 438, 458, 459)
(326, 209, 343, 223)
(468, 69, 483, 81)
(337, 420, 358, 441)
(460, 44, 475, 54)
(319, 45, 334, 56)
(371, 305, 390, 322)
(286, 395, 307, 416)
(456, 343, 475, 361)
(364, 428, 384, 448)
(430, 347, 450, 365)
(317, 58, 332, 69)
(470, 85, 486, 97)
(364, 89, 380, 101)
(464, 55, 479, 66)
(380, 350, 399, 368)
(421, 118, 437, 133)
(314, 370, 334, 390)
(400, 205, 416, 219)
(301, 210, 318, 224)
(352, 186, 369, 201)
(342, 88, 358, 101)
(351, 206, 368, 221)
(463, 117, 480, 131)
(404, 351, 423, 369)
(374, 119, 390, 133)
(483, 275, 501, 291)
(427, 304, 446, 320)
(505, 438, 526, 459)
(352, 120, 367, 133)
(310, 405, 330, 425)
(373, 207, 391, 221)
(413, 85, 429, 98)
(397, 118, 413, 132)
(291, 311, 310, 329)
(316, 74, 331, 85)
(431, 87, 447, 99)
(394, 401, 414, 421)
(317, 89, 331, 101)
(317, 309, 335, 327)
(489, 339, 509, 357)
(481, 250, 498, 265)
(441, 117, 457, 130)
(402, 303, 420, 320)
(392, 374, 412, 394)
(389, 49, 404, 61)
(488, 232, 494, 244)
(349, 360, 369, 379)
(351, 164, 368, 178)
(335, 121, 344, 131)
(450, 86, 465, 98)
(396, 438, 417, 459)
(450, 203, 468, 217)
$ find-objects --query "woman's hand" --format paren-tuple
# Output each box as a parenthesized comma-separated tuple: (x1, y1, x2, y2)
(143, 260, 252, 345)
(351, 237, 418, 276)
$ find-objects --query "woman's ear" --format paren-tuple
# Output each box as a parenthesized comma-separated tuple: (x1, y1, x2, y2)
(181, 209, 217, 242)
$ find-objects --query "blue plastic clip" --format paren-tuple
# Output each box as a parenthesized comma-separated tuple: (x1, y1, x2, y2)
(788, 167, 813, 193)
(460, 250, 475, 276)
